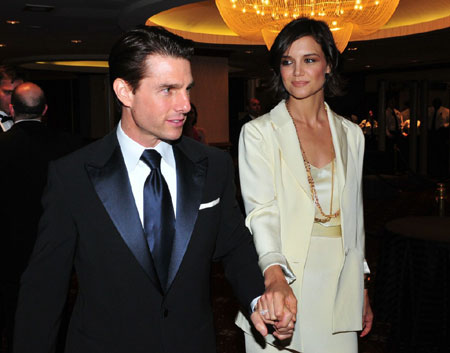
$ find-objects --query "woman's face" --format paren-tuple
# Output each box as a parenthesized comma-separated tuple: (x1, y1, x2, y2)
(280, 36, 330, 100)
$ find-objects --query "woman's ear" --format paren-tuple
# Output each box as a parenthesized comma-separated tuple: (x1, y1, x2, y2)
(113, 78, 133, 107)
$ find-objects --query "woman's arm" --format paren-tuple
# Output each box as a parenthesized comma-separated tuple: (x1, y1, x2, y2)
(239, 122, 297, 326)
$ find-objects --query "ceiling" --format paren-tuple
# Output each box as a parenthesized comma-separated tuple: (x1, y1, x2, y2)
(1, 0, 450, 75)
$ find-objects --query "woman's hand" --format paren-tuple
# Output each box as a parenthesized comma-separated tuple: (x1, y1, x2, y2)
(360, 289, 373, 337)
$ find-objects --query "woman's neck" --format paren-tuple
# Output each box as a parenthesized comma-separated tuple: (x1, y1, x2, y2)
(286, 95, 327, 127)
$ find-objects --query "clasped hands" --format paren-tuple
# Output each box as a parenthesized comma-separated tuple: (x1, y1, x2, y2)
(250, 266, 297, 340)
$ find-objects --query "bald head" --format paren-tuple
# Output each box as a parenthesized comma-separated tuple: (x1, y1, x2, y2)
(10, 82, 47, 121)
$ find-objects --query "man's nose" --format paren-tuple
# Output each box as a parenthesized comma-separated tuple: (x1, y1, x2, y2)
(176, 91, 190, 114)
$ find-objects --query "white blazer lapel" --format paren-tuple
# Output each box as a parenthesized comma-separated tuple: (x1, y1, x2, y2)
(326, 103, 348, 197)
(271, 101, 311, 197)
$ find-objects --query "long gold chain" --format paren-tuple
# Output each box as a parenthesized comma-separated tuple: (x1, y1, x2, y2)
(286, 102, 340, 223)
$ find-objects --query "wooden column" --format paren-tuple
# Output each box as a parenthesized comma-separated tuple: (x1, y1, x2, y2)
(377, 80, 386, 152)
(409, 81, 418, 172)
(419, 80, 429, 175)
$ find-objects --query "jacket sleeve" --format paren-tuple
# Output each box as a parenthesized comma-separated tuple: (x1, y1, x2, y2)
(238, 122, 295, 282)
(14, 162, 77, 353)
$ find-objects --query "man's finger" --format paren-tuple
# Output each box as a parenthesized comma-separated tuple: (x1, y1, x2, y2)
(250, 312, 268, 337)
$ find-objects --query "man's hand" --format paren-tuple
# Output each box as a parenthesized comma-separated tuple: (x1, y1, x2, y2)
(259, 265, 297, 322)
(360, 289, 373, 337)
(250, 265, 297, 339)
(250, 305, 295, 340)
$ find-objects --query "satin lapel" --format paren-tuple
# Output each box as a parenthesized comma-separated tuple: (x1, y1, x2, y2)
(272, 102, 311, 197)
(85, 140, 160, 289)
(326, 104, 348, 197)
(166, 144, 207, 290)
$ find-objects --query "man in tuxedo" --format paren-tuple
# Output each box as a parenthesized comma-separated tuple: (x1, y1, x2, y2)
(0, 66, 24, 132)
(14, 27, 294, 353)
(0, 82, 80, 352)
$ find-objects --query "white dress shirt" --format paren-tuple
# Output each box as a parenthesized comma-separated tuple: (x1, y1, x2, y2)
(0, 110, 13, 132)
(116, 121, 177, 226)
(118, 122, 262, 310)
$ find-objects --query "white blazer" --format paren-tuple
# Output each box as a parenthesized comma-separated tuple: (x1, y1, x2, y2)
(236, 101, 366, 348)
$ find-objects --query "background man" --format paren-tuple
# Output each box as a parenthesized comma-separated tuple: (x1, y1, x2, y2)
(0, 82, 79, 352)
(14, 27, 293, 353)
(0, 66, 23, 132)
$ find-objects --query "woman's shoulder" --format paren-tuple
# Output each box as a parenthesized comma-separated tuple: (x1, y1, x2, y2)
(245, 100, 288, 130)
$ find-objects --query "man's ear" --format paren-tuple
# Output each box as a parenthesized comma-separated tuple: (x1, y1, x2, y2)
(42, 104, 48, 116)
(113, 78, 133, 107)
(9, 103, 14, 118)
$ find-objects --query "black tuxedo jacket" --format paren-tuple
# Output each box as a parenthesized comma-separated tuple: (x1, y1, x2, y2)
(14, 129, 264, 353)
(0, 121, 81, 282)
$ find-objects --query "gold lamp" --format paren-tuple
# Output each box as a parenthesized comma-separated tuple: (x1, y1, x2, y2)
(215, 0, 400, 51)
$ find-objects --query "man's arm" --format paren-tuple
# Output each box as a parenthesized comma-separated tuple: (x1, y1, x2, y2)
(14, 162, 77, 353)
(212, 152, 294, 338)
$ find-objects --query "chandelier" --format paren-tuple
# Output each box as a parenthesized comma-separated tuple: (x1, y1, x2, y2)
(215, 0, 399, 51)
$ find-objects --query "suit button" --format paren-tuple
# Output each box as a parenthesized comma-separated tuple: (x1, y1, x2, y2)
(163, 309, 169, 318)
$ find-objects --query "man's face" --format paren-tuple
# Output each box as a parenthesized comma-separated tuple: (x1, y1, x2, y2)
(0, 78, 23, 114)
(249, 99, 261, 117)
(118, 54, 193, 147)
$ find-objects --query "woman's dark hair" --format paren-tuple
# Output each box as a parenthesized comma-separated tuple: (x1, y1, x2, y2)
(186, 103, 198, 126)
(269, 17, 344, 99)
(109, 25, 194, 109)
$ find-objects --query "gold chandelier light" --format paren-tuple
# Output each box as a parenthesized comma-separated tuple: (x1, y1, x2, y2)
(215, 0, 399, 51)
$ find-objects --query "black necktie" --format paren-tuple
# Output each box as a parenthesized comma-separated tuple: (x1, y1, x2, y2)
(141, 150, 175, 291)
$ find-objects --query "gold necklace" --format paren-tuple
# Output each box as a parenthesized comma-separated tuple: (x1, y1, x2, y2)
(286, 101, 340, 223)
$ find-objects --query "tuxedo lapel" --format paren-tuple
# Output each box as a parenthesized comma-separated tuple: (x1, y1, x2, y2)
(167, 141, 207, 290)
(85, 132, 160, 290)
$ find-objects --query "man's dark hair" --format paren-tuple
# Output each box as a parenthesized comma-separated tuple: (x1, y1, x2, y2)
(11, 86, 46, 118)
(109, 25, 194, 108)
(269, 17, 344, 100)
(0, 65, 24, 83)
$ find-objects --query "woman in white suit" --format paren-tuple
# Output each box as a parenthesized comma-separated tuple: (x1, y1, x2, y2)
(236, 18, 373, 352)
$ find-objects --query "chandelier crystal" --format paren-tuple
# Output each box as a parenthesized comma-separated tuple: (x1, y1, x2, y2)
(215, 0, 399, 51)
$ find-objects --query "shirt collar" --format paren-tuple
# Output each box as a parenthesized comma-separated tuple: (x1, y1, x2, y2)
(116, 120, 175, 172)
(15, 118, 42, 124)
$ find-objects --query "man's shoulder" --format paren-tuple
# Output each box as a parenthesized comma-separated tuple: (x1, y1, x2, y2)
(176, 136, 229, 160)
(53, 130, 117, 169)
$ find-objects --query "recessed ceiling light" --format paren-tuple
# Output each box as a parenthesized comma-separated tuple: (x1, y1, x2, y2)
(364, 64, 372, 68)
(244, 50, 253, 54)
(71, 39, 82, 44)
(35, 61, 109, 68)
(6, 20, 20, 25)
(347, 47, 358, 51)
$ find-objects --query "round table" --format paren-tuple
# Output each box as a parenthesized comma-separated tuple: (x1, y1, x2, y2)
(374, 216, 450, 352)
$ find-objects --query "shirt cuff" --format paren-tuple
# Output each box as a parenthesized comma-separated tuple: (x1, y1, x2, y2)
(262, 263, 296, 284)
(250, 296, 260, 312)
(363, 259, 370, 274)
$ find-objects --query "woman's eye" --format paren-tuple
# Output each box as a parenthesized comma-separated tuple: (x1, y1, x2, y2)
(305, 58, 316, 63)
(281, 59, 292, 66)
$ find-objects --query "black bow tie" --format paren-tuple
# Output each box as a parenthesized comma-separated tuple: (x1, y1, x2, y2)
(0, 115, 13, 123)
